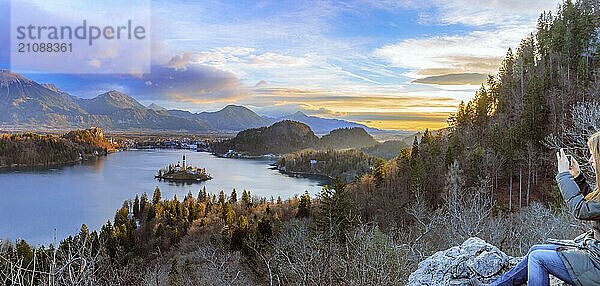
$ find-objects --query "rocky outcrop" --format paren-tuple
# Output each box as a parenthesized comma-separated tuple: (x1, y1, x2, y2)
(62, 127, 116, 151)
(408, 237, 565, 286)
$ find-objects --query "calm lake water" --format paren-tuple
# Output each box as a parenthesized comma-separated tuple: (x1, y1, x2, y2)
(0, 149, 328, 245)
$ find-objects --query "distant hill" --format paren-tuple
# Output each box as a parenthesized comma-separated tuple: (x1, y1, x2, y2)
(361, 140, 408, 160)
(166, 105, 272, 132)
(196, 105, 273, 131)
(277, 111, 381, 134)
(319, 127, 378, 149)
(212, 121, 381, 156)
(0, 70, 88, 126)
(212, 120, 319, 155)
(78, 90, 146, 114)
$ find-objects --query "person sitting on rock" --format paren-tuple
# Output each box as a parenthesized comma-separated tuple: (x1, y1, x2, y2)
(471, 131, 600, 286)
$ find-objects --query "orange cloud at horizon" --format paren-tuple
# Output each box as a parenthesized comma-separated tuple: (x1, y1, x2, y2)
(357, 119, 450, 131)
(161, 85, 468, 132)
(251, 87, 462, 131)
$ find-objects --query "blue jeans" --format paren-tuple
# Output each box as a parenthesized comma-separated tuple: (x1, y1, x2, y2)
(491, 244, 574, 286)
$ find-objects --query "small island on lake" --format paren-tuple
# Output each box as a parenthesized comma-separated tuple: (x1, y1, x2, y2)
(155, 155, 212, 182)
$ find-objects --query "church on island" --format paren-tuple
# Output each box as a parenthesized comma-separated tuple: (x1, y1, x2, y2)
(155, 155, 212, 182)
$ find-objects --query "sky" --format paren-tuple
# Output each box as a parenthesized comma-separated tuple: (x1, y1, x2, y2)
(0, 0, 563, 131)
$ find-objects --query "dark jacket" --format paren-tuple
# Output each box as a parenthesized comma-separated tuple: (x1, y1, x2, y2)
(547, 171, 600, 286)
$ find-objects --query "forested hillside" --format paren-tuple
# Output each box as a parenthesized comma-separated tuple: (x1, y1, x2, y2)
(0, 127, 116, 168)
(1, 1, 599, 285)
(211, 121, 380, 156)
(277, 149, 377, 182)
(354, 0, 600, 218)
(448, 0, 600, 208)
(211, 120, 320, 155)
(318, 127, 378, 149)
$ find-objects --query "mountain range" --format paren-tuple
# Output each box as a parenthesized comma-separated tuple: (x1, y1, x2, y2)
(275, 111, 380, 134)
(0, 70, 386, 134)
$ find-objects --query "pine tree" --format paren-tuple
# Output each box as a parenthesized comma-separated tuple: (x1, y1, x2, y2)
(114, 203, 130, 227)
(241, 189, 251, 208)
(231, 215, 250, 249)
(218, 190, 226, 206)
(315, 178, 357, 243)
(410, 137, 426, 203)
(297, 191, 311, 217)
(173, 194, 181, 218)
(373, 158, 386, 188)
(133, 195, 140, 218)
(15, 239, 34, 266)
(455, 101, 470, 125)
(445, 132, 462, 167)
(140, 192, 149, 213)
(198, 186, 207, 202)
(258, 214, 272, 240)
(168, 257, 182, 286)
(230, 189, 237, 203)
(152, 187, 162, 205)
(79, 223, 89, 237)
(222, 202, 235, 225)
(421, 129, 431, 145)
(472, 85, 490, 129)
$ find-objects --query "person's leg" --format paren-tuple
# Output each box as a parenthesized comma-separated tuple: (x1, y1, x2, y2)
(528, 249, 574, 286)
(490, 244, 560, 286)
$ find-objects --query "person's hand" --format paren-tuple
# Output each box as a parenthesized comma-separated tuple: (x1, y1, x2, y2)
(569, 156, 581, 177)
(556, 148, 570, 173)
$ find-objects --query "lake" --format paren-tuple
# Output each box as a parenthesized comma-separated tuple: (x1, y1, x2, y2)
(0, 149, 328, 245)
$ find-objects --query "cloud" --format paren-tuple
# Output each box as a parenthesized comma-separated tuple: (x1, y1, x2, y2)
(249, 87, 461, 116)
(412, 73, 488, 86)
(166, 52, 195, 70)
(374, 30, 525, 77)
(301, 105, 349, 117)
(136, 64, 250, 104)
(193, 47, 256, 66)
(345, 111, 450, 122)
(247, 52, 314, 67)
(14, 0, 561, 130)
(373, 27, 529, 77)
(246, 92, 455, 131)
(423, 0, 560, 26)
(87, 59, 102, 68)
(240, 85, 474, 130)
(176, 49, 318, 71)
(25, 62, 249, 106)
(351, 111, 452, 130)
(10, 0, 151, 74)
(0, 0, 9, 69)
(254, 80, 267, 87)
(370, 0, 561, 79)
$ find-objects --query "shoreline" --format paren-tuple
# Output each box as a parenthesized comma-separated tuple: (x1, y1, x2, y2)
(212, 152, 281, 160)
(154, 176, 212, 182)
(0, 150, 116, 171)
(272, 164, 334, 181)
